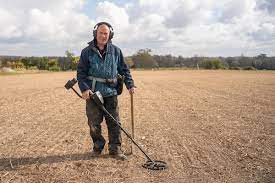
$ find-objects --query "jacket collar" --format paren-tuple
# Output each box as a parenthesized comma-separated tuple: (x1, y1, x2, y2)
(88, 39, 112, 54)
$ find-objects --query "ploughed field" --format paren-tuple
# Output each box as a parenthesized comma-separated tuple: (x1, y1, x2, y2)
(0, 70, 274, 182)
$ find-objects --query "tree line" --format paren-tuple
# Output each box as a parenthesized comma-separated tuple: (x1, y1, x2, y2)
(0, 49, 274, 71)
(0, 50, 79, 71)
(128, 49, 275, 70)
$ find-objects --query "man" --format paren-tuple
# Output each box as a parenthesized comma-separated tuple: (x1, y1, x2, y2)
(77, 22, 135, 160)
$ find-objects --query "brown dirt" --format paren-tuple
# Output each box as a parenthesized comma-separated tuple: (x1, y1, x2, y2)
(0, 70, 274, 183)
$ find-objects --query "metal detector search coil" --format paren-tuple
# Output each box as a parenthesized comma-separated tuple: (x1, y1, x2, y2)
(143, 160, 168, 170)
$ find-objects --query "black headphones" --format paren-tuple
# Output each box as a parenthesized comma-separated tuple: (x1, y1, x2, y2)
(93, 22, 114, 40)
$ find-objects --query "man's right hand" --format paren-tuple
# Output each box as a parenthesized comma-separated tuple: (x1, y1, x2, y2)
(82, 90, 93, 100)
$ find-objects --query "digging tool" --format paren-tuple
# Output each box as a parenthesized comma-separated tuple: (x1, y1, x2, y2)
(130, 92, 134, 155)
(64, 78, 167, 170)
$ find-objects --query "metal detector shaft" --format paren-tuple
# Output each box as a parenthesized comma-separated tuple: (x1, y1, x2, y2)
(72, 87, 82, 98)
(100, 106, 153, 162)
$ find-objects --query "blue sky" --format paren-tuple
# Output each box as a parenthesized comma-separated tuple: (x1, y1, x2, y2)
(82, 0, 97, 18)
(83, 0, 134, 18)
(0, 0, 274, 57)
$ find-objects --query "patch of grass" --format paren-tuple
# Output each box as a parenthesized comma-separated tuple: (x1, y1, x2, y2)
(0, 70, 52, 76)
(0, 72, 19, 76)
(132, 67, 193, 71)
(243, 66, 257, 70)
(229, 67, 242, 70)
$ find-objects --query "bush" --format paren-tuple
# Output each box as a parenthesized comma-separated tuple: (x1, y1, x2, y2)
(28, 66, 38, 70)
(201, 59, 224, 69)
(11, 61, 25, 69)
(230, 67, 242, 70)
(132, 49, 158, 68)
(243, 66, 256, 70)
(1, 67, 15, 73)
(49, 65, 61, 71)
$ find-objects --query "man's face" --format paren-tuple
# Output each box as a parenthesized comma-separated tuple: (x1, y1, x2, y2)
(96, 24, 110, 46)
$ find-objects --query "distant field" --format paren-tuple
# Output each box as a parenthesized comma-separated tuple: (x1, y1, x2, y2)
(0, 70, 274, 182)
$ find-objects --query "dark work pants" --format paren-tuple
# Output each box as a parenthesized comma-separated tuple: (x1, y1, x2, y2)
(86, 95, 121, 153)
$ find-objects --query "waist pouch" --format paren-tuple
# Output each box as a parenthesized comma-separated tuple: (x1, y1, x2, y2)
(87, 74, 124, 95)
(116, 74, 124, 95)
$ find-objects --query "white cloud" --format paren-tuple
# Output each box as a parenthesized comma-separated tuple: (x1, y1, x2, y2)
(0, 0, 92, 56)
(0, 8, 22, 39)
(0, 0, 274, 56)
(0, 0, 84, 12)
(122, 0, 275, 56)
(96, 1, 129, 27)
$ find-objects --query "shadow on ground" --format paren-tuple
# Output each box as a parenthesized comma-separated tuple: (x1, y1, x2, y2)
(0, 152, 111, 171)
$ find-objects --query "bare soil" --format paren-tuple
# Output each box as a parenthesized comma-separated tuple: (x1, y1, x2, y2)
(0, 70, 274, 183)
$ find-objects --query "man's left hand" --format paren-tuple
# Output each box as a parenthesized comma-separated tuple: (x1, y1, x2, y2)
(128, 87, 135, 94)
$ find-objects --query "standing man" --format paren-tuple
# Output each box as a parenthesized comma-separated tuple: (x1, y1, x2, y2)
(77, 22, 135, 160)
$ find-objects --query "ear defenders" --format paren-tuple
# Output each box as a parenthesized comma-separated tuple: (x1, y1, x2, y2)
(93, 22, 114, 40)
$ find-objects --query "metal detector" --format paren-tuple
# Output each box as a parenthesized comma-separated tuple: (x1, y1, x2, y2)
(65, 78, 168, 170)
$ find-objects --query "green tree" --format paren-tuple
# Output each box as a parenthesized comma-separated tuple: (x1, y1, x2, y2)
(65, 50, 75, 58)
(132, 49, 158, 68)
(48, 59, 58, 67)
(21, 58, 32, 69)
(64, 50, 75, 70)
(201, 59, 224, 69)
(48, 59, 60, 71)
(9, 60, 25, 69)
(71, 56, 79, 70)
(39, 57, 49, 70)
(125, 57, 134, 68)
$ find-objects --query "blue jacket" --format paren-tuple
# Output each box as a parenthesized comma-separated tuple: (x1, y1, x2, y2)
(77, 40, 134, 97)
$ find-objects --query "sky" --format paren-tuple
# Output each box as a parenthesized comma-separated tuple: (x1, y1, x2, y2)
(0, 0, 274, 57)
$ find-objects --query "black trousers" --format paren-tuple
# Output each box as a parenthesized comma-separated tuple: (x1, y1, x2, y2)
(86, 95, 121, 153)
